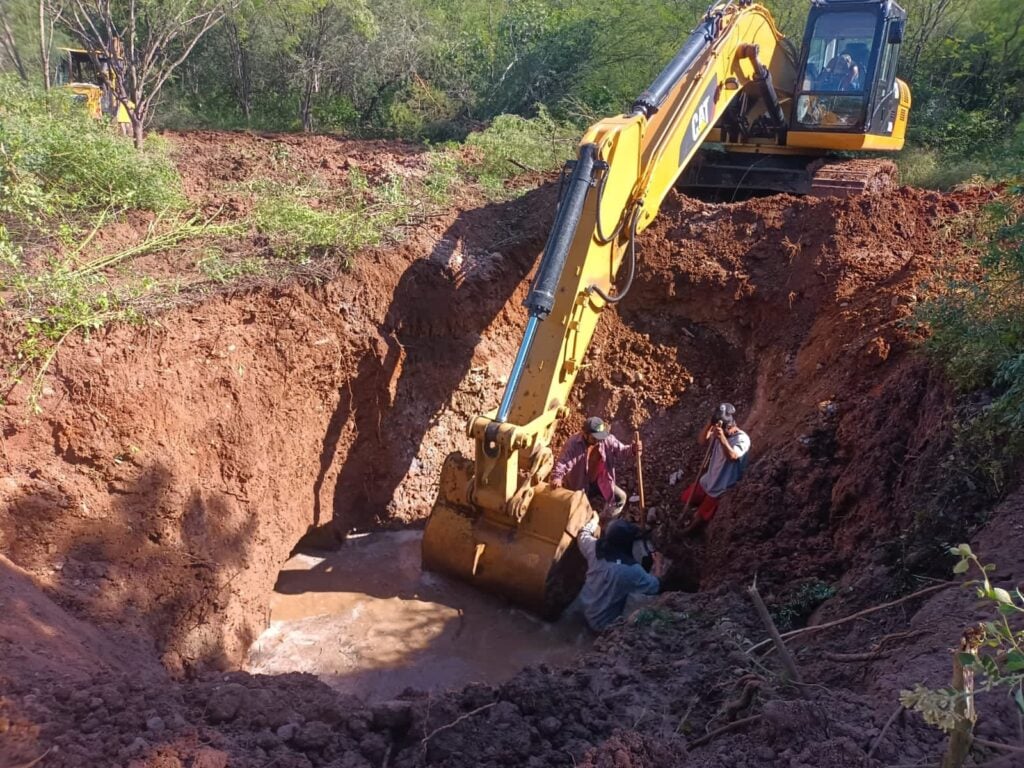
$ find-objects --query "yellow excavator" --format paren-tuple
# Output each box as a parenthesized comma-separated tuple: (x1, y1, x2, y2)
(422, 0, 911, 617)
(54, 46, 121, 119)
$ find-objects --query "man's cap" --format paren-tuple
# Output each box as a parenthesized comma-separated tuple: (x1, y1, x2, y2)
(716, 403, 737, 427)
(597, 519, 640, 564)
(583, 416, 611, 441)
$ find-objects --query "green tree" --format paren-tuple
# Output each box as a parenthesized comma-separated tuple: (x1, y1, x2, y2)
(59, 0, 239, 146)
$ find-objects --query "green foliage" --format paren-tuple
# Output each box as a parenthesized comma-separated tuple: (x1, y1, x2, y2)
(769, 579, 836, 632)
(0, 76, 183, 220)
(197, 252, 266, 283)
(251, 172, 410, 263)
(5, 265, 139, 411)
(901, 544, 1024, 731)
(423, 148, 460, 205)
(901, 193, 1024, 547)
(900, 684, 966, 733)
(917, 191, 1024, 457)
(463, 108, 577, 196)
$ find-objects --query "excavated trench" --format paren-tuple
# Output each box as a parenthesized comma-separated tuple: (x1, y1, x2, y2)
(1, 155, 1013, 767)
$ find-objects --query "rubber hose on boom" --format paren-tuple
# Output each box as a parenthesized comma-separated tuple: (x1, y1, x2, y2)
(632, 16, 718, 117)
(589, 205, 640, 306)
(522, 144, 598, 319)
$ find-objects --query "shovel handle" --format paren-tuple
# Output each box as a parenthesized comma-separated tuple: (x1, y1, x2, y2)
(634, 430, 646, 527)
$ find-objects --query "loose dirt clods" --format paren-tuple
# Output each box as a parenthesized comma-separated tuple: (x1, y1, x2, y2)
(1, 132, 1019, 767)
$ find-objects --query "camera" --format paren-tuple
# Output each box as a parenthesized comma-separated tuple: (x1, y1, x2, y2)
(711, 405, 728, 427)
(711, 403, 735, 429)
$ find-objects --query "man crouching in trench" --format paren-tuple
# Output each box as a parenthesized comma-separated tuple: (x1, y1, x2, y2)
(576, 512, 668, 631)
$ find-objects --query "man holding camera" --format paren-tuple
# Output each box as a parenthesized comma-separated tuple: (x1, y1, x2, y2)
(551, 416, 640, 522)
(680, 403, 751, 536)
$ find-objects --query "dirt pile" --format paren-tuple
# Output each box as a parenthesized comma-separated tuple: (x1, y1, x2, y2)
(1, 128, 1016, 768)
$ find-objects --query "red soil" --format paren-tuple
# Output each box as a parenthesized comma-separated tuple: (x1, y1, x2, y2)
(1, 131, 1017, 767)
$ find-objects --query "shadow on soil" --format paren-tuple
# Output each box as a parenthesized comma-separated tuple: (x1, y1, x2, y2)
(313, 191, 549, 536)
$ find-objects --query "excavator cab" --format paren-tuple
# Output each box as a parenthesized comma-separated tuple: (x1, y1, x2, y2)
(55, 48, 119, 119)
(683, 0, 911, 197)
(788, 0, 909, 148)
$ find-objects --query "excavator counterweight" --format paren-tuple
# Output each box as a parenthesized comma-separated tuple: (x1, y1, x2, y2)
(423, 0, 912, 615)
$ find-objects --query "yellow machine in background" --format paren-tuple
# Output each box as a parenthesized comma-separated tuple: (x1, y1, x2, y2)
(55, 47, 120, 119)
(422, 0, 911, 616)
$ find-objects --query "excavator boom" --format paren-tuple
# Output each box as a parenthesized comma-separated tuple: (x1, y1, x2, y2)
(422, 0, 911, 616)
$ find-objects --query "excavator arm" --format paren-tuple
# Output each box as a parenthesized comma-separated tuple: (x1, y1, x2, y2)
(422, 1, 795, 616)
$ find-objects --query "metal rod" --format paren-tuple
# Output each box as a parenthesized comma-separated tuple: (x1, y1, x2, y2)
(498, 143, 599, 423)
(496, 315, 539, 423)
(634, 429, 646, 528)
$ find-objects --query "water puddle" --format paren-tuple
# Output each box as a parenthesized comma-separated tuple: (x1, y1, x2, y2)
(246, 531, 592, 702)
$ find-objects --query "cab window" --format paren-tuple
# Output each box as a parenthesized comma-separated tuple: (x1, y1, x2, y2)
(801, 12, 877, 93)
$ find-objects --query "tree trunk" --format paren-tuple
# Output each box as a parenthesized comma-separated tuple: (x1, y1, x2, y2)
(39, 0, 51, 89)
(0, 5, 28, 82)
(301, 79, 314, 132)
(226, 19, 252, 120)
(941, 628, 982, 768)
(132, 111, 145, 150)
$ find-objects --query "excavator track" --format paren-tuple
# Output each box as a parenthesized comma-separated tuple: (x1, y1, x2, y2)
(809, 159, 898, 198)
(679, 152, 899, 199)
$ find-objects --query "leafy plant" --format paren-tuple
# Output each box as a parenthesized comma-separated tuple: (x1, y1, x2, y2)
(901, 544, 1024, 766)
(770, 579, 836, 632)
(252, 173, 410, 263)
(197, 252, 266, 283)
(6, 267, 140, 411)
(423, 149, 461, 205)
(0, 76, 183, 220)
(910, 190, 1024, 537)
(462, 107, 578, 196)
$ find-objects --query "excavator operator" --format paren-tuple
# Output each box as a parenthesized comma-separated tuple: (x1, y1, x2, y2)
(822, 49, 862, 91)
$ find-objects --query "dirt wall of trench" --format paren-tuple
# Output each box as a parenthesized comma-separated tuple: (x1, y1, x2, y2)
(564, 186, 994, 598)
(1, 181, 996, 674)
(0, 188, 549, 673)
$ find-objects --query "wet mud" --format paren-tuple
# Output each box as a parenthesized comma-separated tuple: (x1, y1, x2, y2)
(247, 532, 590, 702)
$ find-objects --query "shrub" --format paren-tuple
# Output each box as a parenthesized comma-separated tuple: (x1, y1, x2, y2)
(463, 107, 578, 195)
(908, 190, 1024, 543)
(901, 544, 1024, 768)
(0, 76, 182, 220)
(918, 192, 1024, 424)
(252, 174, 410, 264)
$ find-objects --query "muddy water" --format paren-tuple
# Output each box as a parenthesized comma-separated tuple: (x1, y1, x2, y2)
(246, 531, 592, 702)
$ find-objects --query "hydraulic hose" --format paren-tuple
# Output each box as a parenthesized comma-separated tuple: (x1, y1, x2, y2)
(631, 16, 718, 117)
(589, 204, 641, 306)
(522, 144, 598, 319)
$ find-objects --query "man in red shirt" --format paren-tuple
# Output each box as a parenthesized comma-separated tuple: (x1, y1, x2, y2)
(551, 416, 641, 522)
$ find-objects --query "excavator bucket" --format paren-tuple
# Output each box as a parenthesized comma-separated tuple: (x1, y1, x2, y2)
(421, 453, 593, 619)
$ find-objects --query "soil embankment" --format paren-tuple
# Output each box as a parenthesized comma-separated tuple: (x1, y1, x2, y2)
(1, 132, 1017, 768)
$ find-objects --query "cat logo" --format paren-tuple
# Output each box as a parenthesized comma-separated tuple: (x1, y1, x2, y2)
(691, 93, 712, 141)
(679, 77, 719, 166)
